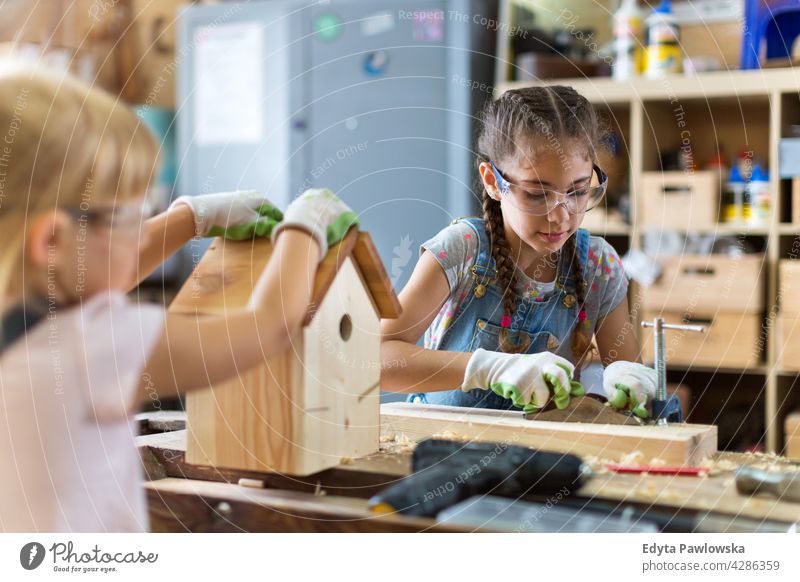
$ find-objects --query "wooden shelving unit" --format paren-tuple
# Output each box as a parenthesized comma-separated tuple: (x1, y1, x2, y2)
(495, 67, 800, 453)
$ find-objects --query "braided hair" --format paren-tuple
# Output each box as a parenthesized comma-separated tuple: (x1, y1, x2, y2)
(476, 85, 606, 365)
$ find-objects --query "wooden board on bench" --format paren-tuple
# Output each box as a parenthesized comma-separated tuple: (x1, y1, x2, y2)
(380, 402, 717, 466)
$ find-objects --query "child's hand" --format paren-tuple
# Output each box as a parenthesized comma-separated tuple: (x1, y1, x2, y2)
(602, 361, 657, 418)
(272, 188, 359, 261)
(461, 349, 584, 412)
(169, 190, 283, 240)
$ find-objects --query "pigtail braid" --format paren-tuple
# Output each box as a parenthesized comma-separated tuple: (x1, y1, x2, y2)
(564, 233, 595, 367)
(481, 194, 524, 353)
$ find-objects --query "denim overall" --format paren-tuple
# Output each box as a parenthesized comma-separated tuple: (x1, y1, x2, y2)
(409, 217, 590, 410)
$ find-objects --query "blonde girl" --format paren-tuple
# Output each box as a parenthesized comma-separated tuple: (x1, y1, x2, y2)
(0, 68, 354, 532)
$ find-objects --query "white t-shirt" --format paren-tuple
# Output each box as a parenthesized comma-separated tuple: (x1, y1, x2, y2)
(0, 291, 165, 532)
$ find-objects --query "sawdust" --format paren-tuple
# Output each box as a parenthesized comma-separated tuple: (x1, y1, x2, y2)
(379, 433, 416, 454)
(697, 453, 800, 476)
(698, 458, 740, 475)
(740, 451, 800, 473)
(619, 450, 646, 465)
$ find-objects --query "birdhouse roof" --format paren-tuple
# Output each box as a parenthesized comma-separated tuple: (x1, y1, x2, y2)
(168, 228, 402, 324)
(303, 228, 401, 325)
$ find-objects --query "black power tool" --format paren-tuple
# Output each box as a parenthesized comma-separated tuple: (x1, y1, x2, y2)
(368, 439, 590, 518)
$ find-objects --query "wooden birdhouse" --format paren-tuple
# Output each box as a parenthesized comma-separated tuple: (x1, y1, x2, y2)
(168, 229, 401, 476)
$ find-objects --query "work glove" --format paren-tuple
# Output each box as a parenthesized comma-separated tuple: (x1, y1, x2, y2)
(169, 190, 283, 240)
(602, 361, 657, 419)
(271, 188, 359, 261)
(461, 348, 585, 413)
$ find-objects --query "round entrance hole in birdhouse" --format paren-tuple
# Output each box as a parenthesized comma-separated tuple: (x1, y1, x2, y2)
(339, 313, 353, 341)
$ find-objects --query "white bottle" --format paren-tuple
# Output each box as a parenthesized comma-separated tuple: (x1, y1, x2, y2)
(749, 165, 771, 225)
(644, 0, 681, 79)
(612, 0, 644, 81)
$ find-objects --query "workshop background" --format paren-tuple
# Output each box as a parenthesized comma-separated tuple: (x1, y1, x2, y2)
(2, 0, 799, 459)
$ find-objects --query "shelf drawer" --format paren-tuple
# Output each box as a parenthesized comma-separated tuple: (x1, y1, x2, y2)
(786, 412, 800, 460)
(779, 260, 800, 315)
(776, 314, 800, 372)
(642, 310, 762, 369)
(641, 254, 765, 314)
(640, 171, 719, 229)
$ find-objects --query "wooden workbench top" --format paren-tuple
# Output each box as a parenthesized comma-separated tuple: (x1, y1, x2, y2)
(136, 414, 800, 532)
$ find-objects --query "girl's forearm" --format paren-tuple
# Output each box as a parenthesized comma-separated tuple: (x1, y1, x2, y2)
(381, 340, 471, 393)
(138, 229, 321, 402)
(248, 228, 319, 334)
(131, 204, 196, 290)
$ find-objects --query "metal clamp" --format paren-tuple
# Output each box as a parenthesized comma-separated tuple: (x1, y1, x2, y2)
(641, 317, 705, 426)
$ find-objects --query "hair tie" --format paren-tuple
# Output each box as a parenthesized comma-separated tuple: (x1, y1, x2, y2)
(501, 315, 512, 329)
(578, 309, 587, 323)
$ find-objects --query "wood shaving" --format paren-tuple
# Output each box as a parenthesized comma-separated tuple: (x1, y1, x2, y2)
(698, 458, 739, 475)
(583, 455, 619, 473)
(619, 451, 645, 465)
(379, 433, 416, 454)
(431, 430, 468, 441)
(339, 456, 354, 465)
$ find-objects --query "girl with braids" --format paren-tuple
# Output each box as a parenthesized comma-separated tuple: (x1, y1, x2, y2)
(381, 85, 662, 417)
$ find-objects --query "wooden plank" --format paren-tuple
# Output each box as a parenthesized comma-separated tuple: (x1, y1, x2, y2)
(380, 402, 717, 466)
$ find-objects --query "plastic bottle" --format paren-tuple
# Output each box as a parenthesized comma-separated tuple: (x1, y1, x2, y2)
(749, 165, 771, 225)
(722, 166, 745, 223)
(644, 0, 681, 78)
(612, 0, 644, 81)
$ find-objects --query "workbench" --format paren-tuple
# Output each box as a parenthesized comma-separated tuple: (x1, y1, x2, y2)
(136, 412, 800, 533)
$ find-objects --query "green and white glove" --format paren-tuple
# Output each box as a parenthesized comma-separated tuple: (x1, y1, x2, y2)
(461, 348, 585, 413)
(603, 361, 657, 419)
(169, 190, 282, 240)
(271, 188, 359, 261)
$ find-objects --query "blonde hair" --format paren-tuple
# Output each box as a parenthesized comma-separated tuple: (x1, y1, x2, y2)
(0, 65, 159, 301)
